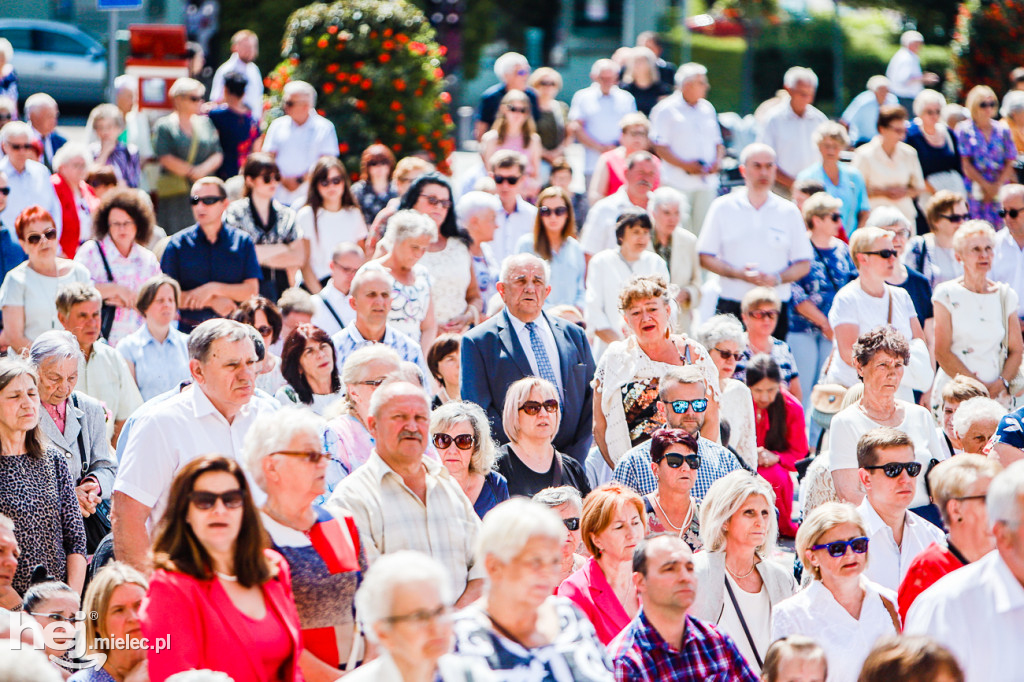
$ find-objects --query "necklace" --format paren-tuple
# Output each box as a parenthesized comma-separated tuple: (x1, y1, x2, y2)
(215, 571, 238, 582)
(652, 494, 694, 538)
(725, 559, 757, 580)
(860, 400, 897, 422)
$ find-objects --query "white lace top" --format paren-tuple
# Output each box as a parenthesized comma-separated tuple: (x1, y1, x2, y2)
(420, 237, 472, 326)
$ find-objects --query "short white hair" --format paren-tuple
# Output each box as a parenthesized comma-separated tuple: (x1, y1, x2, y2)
(241, 407, 326, 491)
(590, 58, 619, 79)
(368, 379, 430, 421)
(698, 314, 746, 352)
(456, 191, 501, 227)
(113, 74, 138, 96)
(783, 66, 818, 90)
(477, 498, 565, 565)
(1, 121, 32, 145)
(1002, 90, 1024, 119)
(699, 470, 779, 554)
(24, 93, 57, 118)
(168, 77, 204, 99)
(382, 209, 438, 249)
(29, 330, 84, 368)
(999, 183, 1024, 205)
(988, 460, 1024, 531)
(648, 186, 685, 215)
(499, 252, 550, 285)
(952, 397, 1007, 439)
(0, 638, 61, 682)
(867, 75, 891, 92)
(52, 142, 93, 171)
(493, 52, 529, 81)
(354, 551, 452, 644)
(913, 89, 947, 116)
(864, 205, 912, 232)
(901, 30, 924, 47)
(349, 261, 394, 297)
(283, 80, 317, 106)
(675, 62, 708, 88)
(533, 485, 583, 514)
(739, 142, 776, 166)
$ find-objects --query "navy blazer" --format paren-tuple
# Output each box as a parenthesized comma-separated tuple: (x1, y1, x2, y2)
(461, 309, 595, 463)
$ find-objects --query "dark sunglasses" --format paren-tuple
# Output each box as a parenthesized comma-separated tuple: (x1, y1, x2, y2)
(939, 213, 969, 223)
(367, 158, 390, 167)
(0, 113, 11, 121)
(827, 212, 842, 222)
(190, 195, 225, 206)
(0, 187, 9, 196)
(713, 347, 743, 362)
(811, 536, 869, 557)
(562, 517, 580, 531)
(25, 228, 58, 245)
(999, 207, 1023, 219)
(272, 450, 331, 463)
(656, 453, 702, 470)
(575, 320, 587, 330)
(520, 399, 559, 416)
(662, 398, 708, 414)
(319, 175, 345, 187)
(255, 325, 273, 337)
(505, 105, 529, 114)
(863, 249, 899, 259)
(494, 175, 521, 185)
(421, 195, 453, 209)
(6, 143, 33, 151)
(980, 101, 999, 109)
(538, 205, 569, 217)
(537, 80, 557, 87)
(190, 489, 245, 510)
(432, 433, 476, 450)
(258, 172, 281, 183)
(747, 309, 779, 320)
(864, 461, 922, 478)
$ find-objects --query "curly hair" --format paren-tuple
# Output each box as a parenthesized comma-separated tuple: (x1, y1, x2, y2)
(852, 326, 911, 371)
(92, 188, 155, 245)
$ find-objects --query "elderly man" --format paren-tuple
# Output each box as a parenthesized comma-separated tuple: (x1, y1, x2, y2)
(842, 75, 900, 146)
(209, 29, 264, 116)
(613, 366, 741, 496)
(459, 191, 502, 305)
(757, 67, 828, 195)
(886, 31, 937, 112)
(489, 150, 538, 265)
(55, 284, 142, 444)
(0, 121, 62, 237)
(0, 171, 26, 291)
(332, 262, 429, 378)
(581, 151, 659, 260)
(568, 59, 637, 186)
(310, 242, 365, 336)
(111, 319, 272, 571)
(160, 177, 260, 331)
(24, 93, 65, 170)
(474, 52, 540, 140)
(905, 460, 1024, 681)
(991, 184, 1024, 323)
(697, 143, 811, 338)
(461, 253, 595, 463)
(0, 514, 20, 611)
(649, 63, 724, 234)
(952, 396, 1007, 455)
(609, 533, 759, 680)
(262, 80, 339, 205)
(327, 380, 484, 606)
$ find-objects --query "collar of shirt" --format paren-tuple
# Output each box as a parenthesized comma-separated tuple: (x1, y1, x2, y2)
(364, 448, 446, 485)
(506, 309, 551, 337)
(189, 382, 252, 423)
(988, 550, 1024, 614)
(996, 227, 1024, 254)
(857, 497, 908, 541)
(195, 222, 227, 246)
(344, 323, 392, 345)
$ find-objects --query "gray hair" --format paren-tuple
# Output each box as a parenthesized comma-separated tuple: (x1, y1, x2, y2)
(29, 330, 84, 368)
(648, 186, 685, 215)
(430, 401, 498, 475)
(502, 377, 560, 443)
(1, 121, 32, 145)
(499, 252, 550, 286)
(988, 460, 1024, 530)
(590, 58, 618, 79)
(0, 639, 61, 682)
(349, 261, 394, 297)
(999, 183, 1024, 205)
(382, 209, 438, 249)
(533, 486, 583, 514)
(456, 191, 501, 227)
(675, 62, 708, 88)
(900, 30, 924, 47)
(698, 314, 746, 354)
(241, 407, 326, 491)
(866, 75, 891, 92)
(913, 89, 947, 116)
(113, 74, 137, 97)
(341, 345, 401, 386)
(24, 93, 57, 118)
(87, 103, 125, 133)
(812, 120, 850, 147)
(477, 498, 565, 564)
(53, 142, 93, 171)
(864, 205, 912, 232)
(739, 142, 776, 166)
(187, 319, 253, 363)
(494, 52, 529, 81)
(283, 80, 317, 106)
(368, 379, 430, 421)
(699, 470, 779, 555)
(168, 77, 205, 99)
(355, 550, 453, 644)
(783, 66, 818, 90)
(1002, 90, 1024, 120)
(951, 396, 1007, 440)
(659, 365, 707, 399)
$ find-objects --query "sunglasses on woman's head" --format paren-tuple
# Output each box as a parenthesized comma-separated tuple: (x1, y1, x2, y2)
(25, 228, 58, 245)
(190, 195, 225, 206)
(864, 461, 922, 478)
(189, 489, 245, 510)
(538, 205, 568, 217)
(519, 399, 559, 415)
(432, 433, 475, 450)
(661, 398, 708, 414)
(562, 517, 580, 531)
(811, 536, 869, 557)
(318, 175, 345, 187)
(657, 453, 701, 470)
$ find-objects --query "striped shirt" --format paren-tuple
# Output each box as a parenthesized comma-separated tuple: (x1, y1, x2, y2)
(612, 436, 741, 497)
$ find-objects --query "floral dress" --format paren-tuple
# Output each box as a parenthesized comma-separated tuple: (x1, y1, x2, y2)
(955, 119, 1018, 225)
(644, 494, 702, 552)
(74, 237, 161, 347)
(388, 262, 432, 342)
(351, 180, 397, 227)
(789, 241, 857, 335)
(734, 338, 799, 386)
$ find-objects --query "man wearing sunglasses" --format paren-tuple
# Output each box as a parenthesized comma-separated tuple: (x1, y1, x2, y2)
(0, 121, 62, 242)
(856, 427, 946, 591)
(613, 366, 741, 498)
(488, 151, 537, 265)
(991, 184, 1024, 328)
(262, 80, 339, 205)
(160, 177, 260, 332)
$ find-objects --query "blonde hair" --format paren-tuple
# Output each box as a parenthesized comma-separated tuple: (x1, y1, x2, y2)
(493, 90, 536, 145)
(618, 274, 672, 313)
(430, 401, 499, 475)
(763, 636, 828, 682)
(802, 191, 843, 228)
(581, 482, 646, 557)
(741, 286, 781, 315)
(940, 374, 988, 404)
(699, 471, 778, 554)
(951, 219, 996, 254)
(928, 453, 1002, 526)
(795, 502, 868, 580)
(83, 563, 149, 656)
(501, 377, 561, 443)
(849, 225, 891, 265)
(966, 84, 998, 120)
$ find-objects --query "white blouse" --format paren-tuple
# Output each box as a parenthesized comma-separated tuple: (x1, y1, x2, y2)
(721, 378, 757, 470)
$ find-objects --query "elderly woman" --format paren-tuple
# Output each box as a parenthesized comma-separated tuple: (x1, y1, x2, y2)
(932, 220, 1022, 407)
(297, 157, 367, 292)
(431, 401, 509, 518)
(350, 144, 398, 227)
(87, 103, 140, 188)
(23, 577, 80, 675)
(427, 334, 460, 408)
(453, 499, 613, 675)
(897, 453, 1001, 622)
(734, 287, 802, 401)
(0, 206, 91, 354)
(229, 296, 286, 394)
(533, 486, 587, 583)
(74, 562, 149, 682)
(377, 209, 438, 354)
(692, 470, 798, 671)
(116, 275, 190, 400)
(698, 314, 757, 470)
(937, 376, 989, 457)
(1003, 90, 1024, 155)
(516, 186, 586, 310)
(951, 396, 1005, 454)
(772, 502, 899, 682)
(242, 407, 366, 678)
(141, 455, 305, 681)
(589, 113, 661, 204)
(796, 121, 872, 232)
(586, 211, 670, 358)
(152, 77, 223, 233)
(643, 428, 703, 551)
(50, 143, 98, 258)
(496, 377, 590, 499)
(853, 104, 926, 222)
(593, 274, 719, 467)
(648, 187, 701, 333)
(275, 324, 343, 415)
(904, 191, 967, 288)
(828, 327, 946, 521)
(905, 90, 965, 230)
(557, 482, 645, 644)
(0, 358, 86, 595)
(956, 85, 1018, 225)
(74, 188, 161, 346)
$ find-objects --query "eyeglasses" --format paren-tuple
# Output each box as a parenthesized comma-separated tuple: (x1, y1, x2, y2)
(108, 220, 135, 230)
(811, 536, 870, 558)
(432, 433, 476, 450)
(827, 212, 842, 222)
(356, 378, 385, 387)
(272, 450, 331, 463)
(6, 143, 33, 151)
(384, 603, 450, 625)
(258, 172, 281, 183)
(713, 347, 743, 362)
(520, 399, 559, 415)
(25, 228, 58, 245)
(662, 398, 708, 414)
(505, 105, 529, 114)
(319, 175, 345, 187)
(494, 175, 521, 185)
(515, 69, 530, 77)
(0, 187, 9, 196)
(939, 213, 969, 223)
(190, 195, 225, 206)
(922, 108, 942, 116)
(28, 611, 85, 624)
(283, 99, 308, 108)
(656, 452, 702, 470)
(999, 207, 1024, 219)
(0, 113, 11, 121)
(863, 461, 922, 478)
(747, 309, 780, 320)
(953, 494, 987, 502)
(537, 80, 557, 87)
(538, 205, 568, 217)
(562, 517, 580, 531)
(863, 249, 898, 259)
(889, 228, 911, 239)
(980, 101, 999, 109)
(255, 325, 273, 337)
(189, 489, 245, 510)
(421, 195, 452, 209)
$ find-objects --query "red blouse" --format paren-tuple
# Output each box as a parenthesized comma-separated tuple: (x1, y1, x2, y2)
(897, 540, 963, 622)
(753, 389, 808, 470)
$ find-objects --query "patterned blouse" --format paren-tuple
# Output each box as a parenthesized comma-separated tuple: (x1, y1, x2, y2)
(644, 494, 703, 552)
(351, 180, 398, 227)
(790, 240, 857, 335)
(388, 263, 432, 342)
(75, 237, 161, 346)
(734, 338, 799, 387)
(955, 119, 1018, 225)
(420, 237, 473, 327)
(88, 141, 141, 188)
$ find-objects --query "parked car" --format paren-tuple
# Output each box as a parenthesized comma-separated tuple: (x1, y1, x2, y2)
(0, 19, 107, 106)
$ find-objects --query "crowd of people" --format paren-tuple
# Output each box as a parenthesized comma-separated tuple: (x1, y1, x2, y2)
(0, 24, 1023, 682)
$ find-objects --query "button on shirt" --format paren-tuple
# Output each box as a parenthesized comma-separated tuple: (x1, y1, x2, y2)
(116, 324, 191, 401)
(493, 196, 537, 266)
(332, 324, 430, 381)
(991, 228, 1024, 317)
(506, 311, 562, 395)
(757, 103, 828, 178)
(209, 53, 264, 118)
(612, 436, 741, 498)
(262, 112, 339, 180)
(568, 84, 638, 173)
(0, 157, 62, 239)
(649, 93, 723, 191)
(696, 189, 812, 302)
(857, 497, 946, 592)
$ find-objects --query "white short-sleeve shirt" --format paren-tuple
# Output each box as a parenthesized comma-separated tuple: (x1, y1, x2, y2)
(263, 112, 340, 179)
(568, 84, 637, 173)
(0, 261, 92, 341)
(757, 102, 828, 178)
(580, 188, 647, 256)
(649, 93, 723, 191)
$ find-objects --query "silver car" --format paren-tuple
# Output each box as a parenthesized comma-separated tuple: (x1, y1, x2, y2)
(0, 19, 106, 105)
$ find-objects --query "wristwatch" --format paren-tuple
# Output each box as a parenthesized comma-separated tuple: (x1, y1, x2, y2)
(1002, 377, 1011, 392)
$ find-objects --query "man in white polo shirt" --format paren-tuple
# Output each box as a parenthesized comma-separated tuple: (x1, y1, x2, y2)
(262, 80, 339, 205)
(568, 59, 637, 186)
(697, 143, 811, 338)
(489, 150, 537, 266)
(650, 62, 724, 235)
(757, 67, 828, 196)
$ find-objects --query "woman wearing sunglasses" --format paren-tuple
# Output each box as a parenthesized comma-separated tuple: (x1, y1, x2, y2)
(242, 408, 366, 679)
(772, 502, 898, 682)
(532, 486, 587, 584)
(735, 287, 802, 403)
(643, 428, 703, 552)
(430, 401, 508, 518)
(699, 314, 758, 470)
(516, 186, 585, 310)
(956, 85, 1017, 225)
(0, 206, 91, 354)
(142, 454, 306, 682)
(480, 90, 543, 199)
(496, 377, 590, 500)
(903, 191, 966, 289)
(296, 157, 367, 293)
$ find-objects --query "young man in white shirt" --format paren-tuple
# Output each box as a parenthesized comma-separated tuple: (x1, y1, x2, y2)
(856, 427, 946, 591)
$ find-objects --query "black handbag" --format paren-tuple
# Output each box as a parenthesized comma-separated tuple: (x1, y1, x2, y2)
(72, 394, 111, 553)
(92, 240, 117, 341)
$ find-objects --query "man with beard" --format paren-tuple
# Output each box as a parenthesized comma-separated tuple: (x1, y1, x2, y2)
(581, 151, 659, 263)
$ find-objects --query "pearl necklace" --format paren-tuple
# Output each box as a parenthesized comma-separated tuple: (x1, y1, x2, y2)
(652, 494, 695, 538)
(215, 571, 238, 582)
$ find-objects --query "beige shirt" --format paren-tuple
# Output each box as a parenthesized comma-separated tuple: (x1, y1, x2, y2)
(78, 340, 144, 438)
(852, 138, 926, 220)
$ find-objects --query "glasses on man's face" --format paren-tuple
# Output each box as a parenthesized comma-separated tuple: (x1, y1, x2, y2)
(28, 611, 84, 624)
(432, 433, 475, 450)
(811, 536, 869, 558)
(537, 80, 557, 87)
(25, 228, 58, 246)
(0, 186, 9, 196)
(662, 398, 708, 414)
(190, 195, 225, 206)
(747, 309, 779, 321)
(271, 450, 331, 464)
(421, 195, 452, 209)
(189, 489, 245, 510)
(656, 453, 702, 470)
(494, 175, 520, 185)
(519, 399, 559, 416)
(538, 205, 568, 217)
(384, 603, 450, 625)
(864, 461, 922, 478)
(939, 213, 969, 223)
(6, 143, 32, 152)
(863, 249, 898, 260)
(1000, 207, 1024, 219)
(713, 347, 743, 362)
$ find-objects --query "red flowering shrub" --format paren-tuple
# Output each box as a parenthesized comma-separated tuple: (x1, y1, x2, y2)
(951, 0, 1024, 99)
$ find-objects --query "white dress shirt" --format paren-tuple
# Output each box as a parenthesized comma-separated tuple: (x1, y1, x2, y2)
(649, 92, 722, 191)
(0, 157, 62, 237)
(506, 310, 563, 395)
(209, 53, 265, 116)
(991, 228, 1024, 318)
(263, 112, 340, 204)
(757, 102, 828, 178)
(580, 187, 648, 256)
(856, 497, 947, 592)
(493, 196, 536, 266)
(568, 84, 637, 173)
(886, 47, 924, 98)
(311, 282, 355, 336)
(905, 550, 1024, 682)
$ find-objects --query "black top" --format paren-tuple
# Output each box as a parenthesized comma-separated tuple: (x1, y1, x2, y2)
(905, 123, 962, 177)
(495, 443, 591, 500)
(894, 265, 934, 326)
(622, 80, 671, 117)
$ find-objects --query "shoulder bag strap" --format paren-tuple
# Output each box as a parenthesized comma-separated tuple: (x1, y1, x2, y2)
(880, 594, 902, 633)
(70, 394, 88, 480)
(886, 285, 894, 325)
(723, 576, 764, 669)
(94, 240, 115, 284)
(916, 237, 928, 275)
(185, 116, 203, 166)
(320, 295, 345, 330)
(550, 451, 563, 488)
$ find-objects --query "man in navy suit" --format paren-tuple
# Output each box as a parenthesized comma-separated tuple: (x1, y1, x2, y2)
(25, 93, 66, 170)
(461, 253, 596, 464)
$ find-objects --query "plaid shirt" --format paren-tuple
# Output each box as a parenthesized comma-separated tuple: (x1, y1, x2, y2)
(612, 437, 741, 498)
(609, 611, 759, 682)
